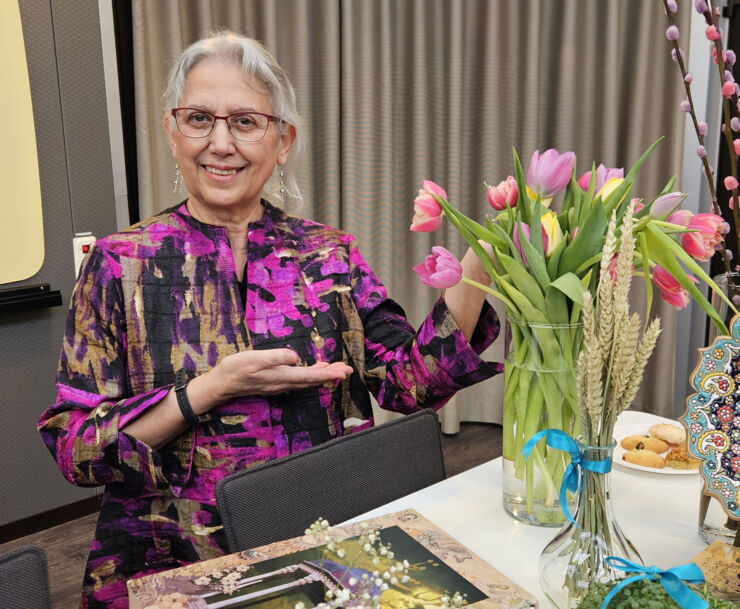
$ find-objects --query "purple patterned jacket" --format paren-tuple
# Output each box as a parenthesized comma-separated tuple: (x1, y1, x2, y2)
(38, 201, 501, 608)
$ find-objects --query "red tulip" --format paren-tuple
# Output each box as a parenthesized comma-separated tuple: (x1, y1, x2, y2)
(488, 176, 518, 210)
(413, 246, 463, 289)
(653, 265, 697, 309)
(410, 180, 447, 232)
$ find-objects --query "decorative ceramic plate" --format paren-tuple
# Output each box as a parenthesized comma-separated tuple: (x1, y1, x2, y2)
(684, 315, 740, 519)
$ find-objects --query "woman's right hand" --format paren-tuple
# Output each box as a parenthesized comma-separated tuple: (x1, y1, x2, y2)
(208, 348, 354, 402)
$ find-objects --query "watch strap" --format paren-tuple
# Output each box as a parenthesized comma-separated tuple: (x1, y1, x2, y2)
(174, 368, 207, 425)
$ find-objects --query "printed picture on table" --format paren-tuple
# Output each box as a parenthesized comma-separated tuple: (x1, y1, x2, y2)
(192, 526, 487, 609)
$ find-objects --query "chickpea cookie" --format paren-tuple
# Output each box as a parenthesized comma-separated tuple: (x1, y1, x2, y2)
(620, 434, 669, 453)
(665, 446, 701, 470)
(649, 422, 685, 446)
(623, 448, 665, 469)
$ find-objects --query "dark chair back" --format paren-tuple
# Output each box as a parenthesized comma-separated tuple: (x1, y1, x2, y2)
(0, 546, 52, 609)
(215, 409, 446, 552)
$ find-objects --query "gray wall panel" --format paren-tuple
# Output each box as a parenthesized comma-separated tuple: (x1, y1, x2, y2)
(0, 0, 118, 524)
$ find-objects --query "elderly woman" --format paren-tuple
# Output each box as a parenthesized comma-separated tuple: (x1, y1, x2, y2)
(38, 31, 500, 608)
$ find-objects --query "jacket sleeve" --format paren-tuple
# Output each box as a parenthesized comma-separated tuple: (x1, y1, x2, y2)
(37, 244, 191, 491)
(347, 238, 503, 414)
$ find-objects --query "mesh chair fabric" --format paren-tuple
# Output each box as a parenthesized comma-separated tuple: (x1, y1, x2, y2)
(0, 546, 52, 609)
(215, 410, 446, 552)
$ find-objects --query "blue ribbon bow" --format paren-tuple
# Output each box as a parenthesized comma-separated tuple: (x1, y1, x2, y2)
(601, 557, 707, 609)
(521, 429, 612, 526)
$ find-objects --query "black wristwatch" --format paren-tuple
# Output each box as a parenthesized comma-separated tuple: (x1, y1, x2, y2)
(174, 368, 208, 425)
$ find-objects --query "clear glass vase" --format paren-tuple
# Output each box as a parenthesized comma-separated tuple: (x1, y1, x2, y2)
(502, 318, 582, 526)
(538, 442, 642, 609)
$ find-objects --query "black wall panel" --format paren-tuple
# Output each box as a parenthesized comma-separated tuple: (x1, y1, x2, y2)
(0, 0, 118, 524)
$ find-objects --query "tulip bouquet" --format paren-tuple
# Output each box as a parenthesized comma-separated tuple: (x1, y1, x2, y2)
(410, 141, 735, 526)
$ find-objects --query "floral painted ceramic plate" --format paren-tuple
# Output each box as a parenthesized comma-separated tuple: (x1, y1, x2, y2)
(684, 315, 740, 518)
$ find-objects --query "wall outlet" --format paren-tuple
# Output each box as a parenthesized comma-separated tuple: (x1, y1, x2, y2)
(73, 233, 96, 278)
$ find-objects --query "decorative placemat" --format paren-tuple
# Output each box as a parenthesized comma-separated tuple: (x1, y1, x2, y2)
(127, 509, 537, 609)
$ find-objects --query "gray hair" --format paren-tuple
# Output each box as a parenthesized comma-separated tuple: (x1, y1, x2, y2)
(163, 30, 304, 206)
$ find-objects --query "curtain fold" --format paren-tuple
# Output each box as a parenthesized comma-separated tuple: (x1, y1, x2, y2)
(132, 0, 690, 431)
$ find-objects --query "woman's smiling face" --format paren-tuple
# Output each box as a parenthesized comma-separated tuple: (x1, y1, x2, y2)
(165, 58, 294, 218)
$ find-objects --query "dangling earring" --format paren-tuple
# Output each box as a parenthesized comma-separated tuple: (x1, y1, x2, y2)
(278, 165, 303, 202)
(280, 166, 288, 202)
(173, 162, 182, 194)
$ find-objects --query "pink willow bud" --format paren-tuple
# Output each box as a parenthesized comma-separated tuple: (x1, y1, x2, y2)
(672, 48, 685, 62)
(697, 145, 707, 158)
(666, 25, 680, 41)
(734, 139, 740, 156)
(712, 47, 726, 65)
(698, 121, 709, 135)
(685, 73, 694, 84)
(695, 0, 708, 12)
(725, 176, 739, 191)
(727, 50, 737, 66)
(706, 25, 720, 41)
(732, 117, 740, 132)
(680, 100, 692, 112)
(723, 81, 735, 97)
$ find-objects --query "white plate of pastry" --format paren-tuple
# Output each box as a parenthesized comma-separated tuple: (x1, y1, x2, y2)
(612, 412, 700, 475)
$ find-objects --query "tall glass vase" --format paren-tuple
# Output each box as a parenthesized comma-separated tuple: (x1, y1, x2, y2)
(700, 272, 740, 544)
(502, 318, 582, 526)
(538, 442, 642, 609)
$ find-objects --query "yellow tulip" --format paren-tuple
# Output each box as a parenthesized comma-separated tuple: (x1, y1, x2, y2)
(526, 185, 553, 208)
(595, 177, 625, 202)
(540, 211, 563, 256)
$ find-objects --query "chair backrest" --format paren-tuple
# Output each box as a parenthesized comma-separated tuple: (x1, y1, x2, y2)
(215, 409, 446, 552)
(0, 546, 51, 609)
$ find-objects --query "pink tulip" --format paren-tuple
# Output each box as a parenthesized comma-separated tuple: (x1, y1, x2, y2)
(668, 209, 692, 227)
(527, 149, 576, 197)
(653, 265, 696, 309)
(681, 213, 729, 261)
(577, 164, 624, 192)
(513, 223, 531, 266)
(488, 176, 518, 210)
(413, 246, 463, 289)
(410, 180, 446, 232)
(649, 191, 685, 217)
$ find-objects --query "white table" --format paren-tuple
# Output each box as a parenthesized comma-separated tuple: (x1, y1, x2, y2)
(352, 412, 706, 606)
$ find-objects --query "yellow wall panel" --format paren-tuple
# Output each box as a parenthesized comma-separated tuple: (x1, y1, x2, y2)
(0, 1, 45, 284)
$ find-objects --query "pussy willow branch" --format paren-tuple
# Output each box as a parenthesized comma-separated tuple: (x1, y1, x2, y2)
(662, 0, 735, 277)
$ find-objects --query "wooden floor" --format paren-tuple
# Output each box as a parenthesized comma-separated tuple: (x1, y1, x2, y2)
(0, 422, 502, 609)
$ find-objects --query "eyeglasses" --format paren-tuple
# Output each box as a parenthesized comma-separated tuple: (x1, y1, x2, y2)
(171, 107, 282, 142)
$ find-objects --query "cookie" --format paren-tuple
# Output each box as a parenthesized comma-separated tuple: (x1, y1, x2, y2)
(665, 447, 701, 470)
(649, 423, 685, 445)
(620, 434, 669, 453)
(623, 448, 665, 469)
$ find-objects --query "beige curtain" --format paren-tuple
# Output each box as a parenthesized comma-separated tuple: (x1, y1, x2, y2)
(132, 0, 689, 431)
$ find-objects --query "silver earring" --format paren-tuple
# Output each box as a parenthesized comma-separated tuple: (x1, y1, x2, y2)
(173, 163, 182, 194)
(278, 166, 304, 202)
(279, 166, 287, 201)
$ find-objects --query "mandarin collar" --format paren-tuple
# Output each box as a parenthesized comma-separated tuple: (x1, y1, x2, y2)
(174, 199, 286, 238)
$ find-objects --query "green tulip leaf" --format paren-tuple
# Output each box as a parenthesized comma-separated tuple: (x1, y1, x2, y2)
(558, 199, 607, 274)
(496, 250, 546, 309)
(549, 273, 587, 307)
